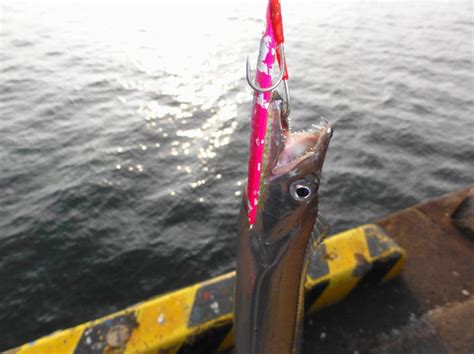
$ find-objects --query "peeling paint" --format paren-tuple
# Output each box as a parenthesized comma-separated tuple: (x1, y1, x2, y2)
(257, 35, 272, 74)
(256, 93, 269, 109)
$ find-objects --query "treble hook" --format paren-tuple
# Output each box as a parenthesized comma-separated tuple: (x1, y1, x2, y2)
(246, 43, 286, 93)
(246, 43, 291, 118)
(282, 77, 290, 119)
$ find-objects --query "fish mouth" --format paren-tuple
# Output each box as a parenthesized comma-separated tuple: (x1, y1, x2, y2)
(271, 118, 332, 176)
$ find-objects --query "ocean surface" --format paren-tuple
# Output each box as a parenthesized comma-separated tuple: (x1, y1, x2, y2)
(0, 0, 473, 351)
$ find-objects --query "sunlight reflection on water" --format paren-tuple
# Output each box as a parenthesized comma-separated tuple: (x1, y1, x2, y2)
(1, 0, 473, 349)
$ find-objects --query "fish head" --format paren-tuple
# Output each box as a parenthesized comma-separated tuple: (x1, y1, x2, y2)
(235, 91, 333, 353)
(252, 92, 332, 239)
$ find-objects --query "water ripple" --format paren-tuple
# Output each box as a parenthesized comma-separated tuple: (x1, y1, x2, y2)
(0, 1, 473, 350)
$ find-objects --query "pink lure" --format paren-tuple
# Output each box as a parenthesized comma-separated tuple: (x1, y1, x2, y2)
(246, 5, 278, 225)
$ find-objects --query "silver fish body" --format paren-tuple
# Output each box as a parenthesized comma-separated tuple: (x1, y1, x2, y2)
(235, 93, 332, 354)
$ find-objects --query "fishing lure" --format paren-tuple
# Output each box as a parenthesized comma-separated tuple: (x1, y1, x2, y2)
(235, 1, 333, 353)
(245, 0, 291, 226)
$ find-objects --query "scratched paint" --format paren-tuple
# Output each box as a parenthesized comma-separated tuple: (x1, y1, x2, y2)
(246, 4, 277, 225)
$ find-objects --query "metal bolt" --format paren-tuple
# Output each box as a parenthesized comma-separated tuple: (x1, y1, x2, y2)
(106, 324, 131, 348)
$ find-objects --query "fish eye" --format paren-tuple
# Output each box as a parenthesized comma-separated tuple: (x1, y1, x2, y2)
(289, 180, 315, 202)
(296, 186, 310, 198)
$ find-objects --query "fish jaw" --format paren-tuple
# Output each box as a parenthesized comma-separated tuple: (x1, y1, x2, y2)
(258, 93, 332, 227)
(234, 93, 332, 354)
(268, 97, 332, 181)
(251, 101, 332, 252)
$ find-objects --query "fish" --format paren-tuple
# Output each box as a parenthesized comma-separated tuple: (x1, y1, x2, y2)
(234, 91, 333, 354)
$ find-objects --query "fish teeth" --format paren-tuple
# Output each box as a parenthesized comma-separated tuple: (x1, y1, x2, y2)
(311, 117, 330, 131)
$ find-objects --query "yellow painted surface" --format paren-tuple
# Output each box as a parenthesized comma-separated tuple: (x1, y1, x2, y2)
(383, 255, 406, 283)
(310, 227, 370, 311)
(217, 329, 235, 352)
(7, 327, 83, 354)
(124, 286, 195, 353)
(8, 224, 405, 354)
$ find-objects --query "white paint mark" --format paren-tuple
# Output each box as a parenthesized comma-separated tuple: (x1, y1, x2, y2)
(210, 301, 219, 314)
(157, 313, 165, 325)
(257, 35, 272, 74)
(256, 93, 269, 109)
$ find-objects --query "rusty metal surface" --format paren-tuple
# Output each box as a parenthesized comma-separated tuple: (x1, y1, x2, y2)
(369, 297, 474, 354)
(302, 186, 474, 354)
(378, 186, 474, 310)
